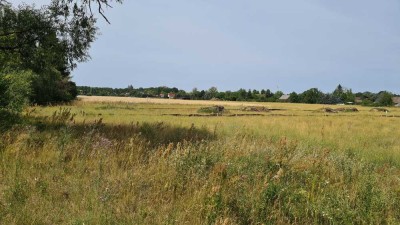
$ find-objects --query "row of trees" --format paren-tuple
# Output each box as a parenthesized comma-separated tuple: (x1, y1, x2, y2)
(0, 0, 120, 120)
(286, 87, 395, 106)
(78, 84, 398, 106)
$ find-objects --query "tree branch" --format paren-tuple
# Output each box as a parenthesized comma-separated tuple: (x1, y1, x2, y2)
(88, 0, 93, 17)
(96, 0, 111, 24)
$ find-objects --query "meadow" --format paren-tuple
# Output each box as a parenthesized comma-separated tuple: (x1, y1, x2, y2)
(1, 96, 400, 224)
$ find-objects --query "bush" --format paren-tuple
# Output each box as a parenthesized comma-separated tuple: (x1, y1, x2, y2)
(30, 68, 78, 105)
(375, 91, 393, 106)
(0, 69, 34, 130)
(0, 69, 34, 114)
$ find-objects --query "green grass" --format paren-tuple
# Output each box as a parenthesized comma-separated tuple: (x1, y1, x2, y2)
(1, 101, 400, 224)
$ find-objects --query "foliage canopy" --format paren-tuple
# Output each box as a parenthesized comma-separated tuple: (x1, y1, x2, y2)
(0, 0, 121, 111)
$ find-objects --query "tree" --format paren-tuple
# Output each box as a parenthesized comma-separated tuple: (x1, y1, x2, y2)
(1, 2, 92, 70)
(273, 91, 284, 100)
(265, 89, 273, 98)
(176, 90, 188, 99)
(252, 89, 259, 95)
(301, 88, 323, 104)
(0, 69, 34, 129)
(199, 90, 206, 99)
(0, 0, 122, 105)
(357, 91, 375, 106)
(225, 91, 237, 101)
(342, 90, 355, 103)
(0, 69, 33, 114)
(333, 84, 344, 97)
(246, 89, 253, 100)
(1, 0, 122, 62)
(375, 91, 393, 106)
(216, 91, 226, 100)
(1, 4, 80, 104)
(288, 92, 300, 103)
(237, 88, 247, 101)
(30, 68, 78, 104)
(206, 86, 218, 99)
(332, 84, 355, 103)
(191, 87, 200, 100)
(319, 93, 341, 105)
(171, 87, 179, 93)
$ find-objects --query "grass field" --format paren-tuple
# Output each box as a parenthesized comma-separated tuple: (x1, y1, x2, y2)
(1, 96, 400, 224)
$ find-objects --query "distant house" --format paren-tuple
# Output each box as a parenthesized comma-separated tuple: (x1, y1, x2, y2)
(278, 94, 290, 102)
(168, 93, 176, 99)
(159, 93, 165, 98)
(392, 97, 400, 105)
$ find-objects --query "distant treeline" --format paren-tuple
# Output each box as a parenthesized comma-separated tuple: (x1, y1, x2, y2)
(77, 85, 399, 106)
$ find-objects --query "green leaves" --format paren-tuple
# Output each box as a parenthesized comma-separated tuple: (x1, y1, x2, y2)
(0, 69, 34, 113)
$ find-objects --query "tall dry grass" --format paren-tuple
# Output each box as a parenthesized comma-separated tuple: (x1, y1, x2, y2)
(1, 102, 400, 224)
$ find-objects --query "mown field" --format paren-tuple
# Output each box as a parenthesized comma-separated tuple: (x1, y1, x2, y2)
(1, 96, 400, 224)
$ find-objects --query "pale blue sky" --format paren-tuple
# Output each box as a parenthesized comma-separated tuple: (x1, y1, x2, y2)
(15, 0, 400, 93)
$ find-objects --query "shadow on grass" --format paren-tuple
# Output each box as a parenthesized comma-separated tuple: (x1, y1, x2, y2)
(28, 116, 215, 147)
(0, 110, 21, 132)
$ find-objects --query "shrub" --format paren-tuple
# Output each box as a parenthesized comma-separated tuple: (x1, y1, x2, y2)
(0, 69, 34, 130)
(0, 69, 34, 114)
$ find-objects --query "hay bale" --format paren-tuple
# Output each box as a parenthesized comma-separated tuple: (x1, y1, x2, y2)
(317, 108, 338, 113)
(370, 108, 389, 112)
(336, 107, 359, 112)
(198, 105, 225, 114)
(241, 106, 270, 112)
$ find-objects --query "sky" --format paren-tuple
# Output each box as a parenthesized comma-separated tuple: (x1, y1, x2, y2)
(13, 0, 400, 93)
